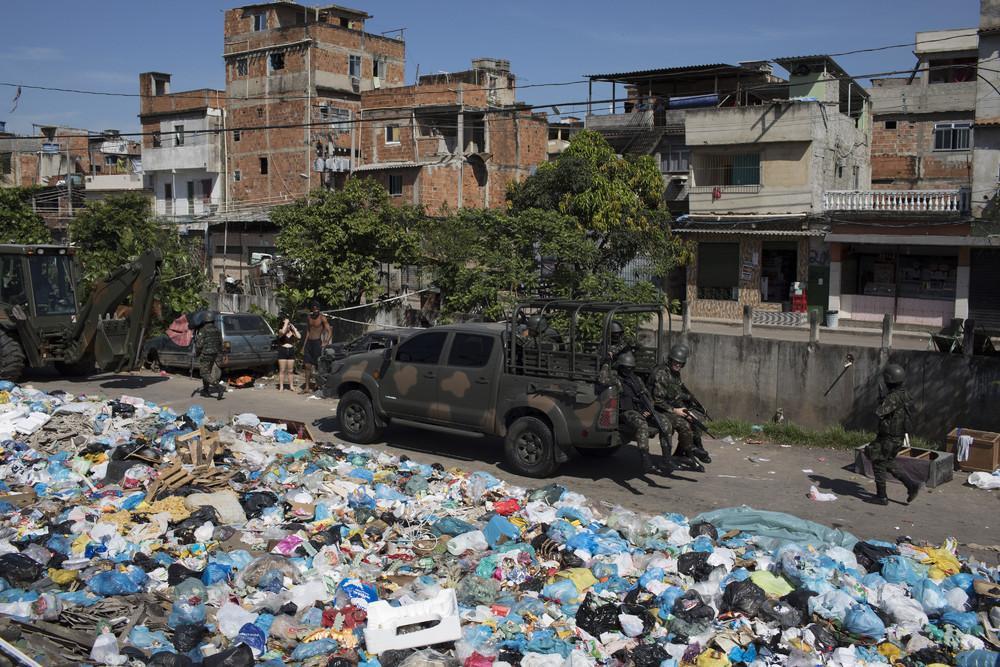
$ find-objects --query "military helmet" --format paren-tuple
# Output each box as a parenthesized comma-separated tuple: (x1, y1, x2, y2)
(609, 320, 624, 335)
(526, 315, 548, 333)
(615, 351, 636, 369)
(883, 363, 905, 386)
(668, 343, 690, 365)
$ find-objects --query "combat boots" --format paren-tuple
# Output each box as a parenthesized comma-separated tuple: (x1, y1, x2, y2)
(214, 382, 226, 401)
(641, 452, 657, 475)
(693, 447, 712, 464)
(905, 481, 922, 503)
(874, 481, 889, 506)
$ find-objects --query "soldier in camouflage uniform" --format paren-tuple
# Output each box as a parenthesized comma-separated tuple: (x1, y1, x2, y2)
(651, 343, 709, 472)
(196, 311, 225, 400)
(615, 351, 661, 475)
(598, 321, 630, 387)
(866, 363, 920, 505)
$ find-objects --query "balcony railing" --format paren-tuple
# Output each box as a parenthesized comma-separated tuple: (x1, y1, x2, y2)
(823, 189, 971, 213)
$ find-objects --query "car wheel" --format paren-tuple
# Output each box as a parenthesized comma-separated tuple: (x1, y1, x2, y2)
(504, 416, 558, 478)
(577, 445, 621, 458)
(337, 389, 384, 443)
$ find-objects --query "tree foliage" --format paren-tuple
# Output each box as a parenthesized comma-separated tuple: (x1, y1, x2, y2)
(272, 178, 423, 308)
(69, 192, 208, 321)
(423, 131, 691, 319)
(0, 187, 52, 244)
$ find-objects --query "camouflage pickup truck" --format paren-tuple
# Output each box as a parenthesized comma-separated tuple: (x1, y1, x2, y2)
(323, 301, 668, 477)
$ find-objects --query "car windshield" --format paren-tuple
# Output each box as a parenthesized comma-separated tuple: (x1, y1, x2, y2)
(223, 314, 273, 335)
(28, 254, 76, 316)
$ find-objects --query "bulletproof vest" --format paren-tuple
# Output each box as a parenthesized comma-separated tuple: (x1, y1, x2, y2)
(877, 388, 911, 439)
(653, 368, 686, 406)
(198, 323, 223, 356)
(619, 370, 643, 412)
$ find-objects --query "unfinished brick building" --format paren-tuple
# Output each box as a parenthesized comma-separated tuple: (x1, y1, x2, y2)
(357, 58, 548, 213)
(222, 2, 405, 206)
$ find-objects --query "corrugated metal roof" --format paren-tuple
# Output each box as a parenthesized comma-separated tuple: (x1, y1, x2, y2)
(587, 63, 737, 81)
(674, 228, 823, 236)
(352, 161, 424, 172)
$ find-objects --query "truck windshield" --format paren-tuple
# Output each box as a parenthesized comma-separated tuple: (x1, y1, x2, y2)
(29, 254, 76, 316)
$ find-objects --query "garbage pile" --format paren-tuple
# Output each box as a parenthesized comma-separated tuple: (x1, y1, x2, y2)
(0, 382, 997, 667)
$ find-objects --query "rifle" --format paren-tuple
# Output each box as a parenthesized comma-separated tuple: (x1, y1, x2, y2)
(622, 371, 673, 441)
(682, 406, 717, 439)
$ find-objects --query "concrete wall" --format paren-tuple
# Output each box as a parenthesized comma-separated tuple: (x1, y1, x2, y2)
(869, 81, 977, 115)
(973, 29, 1000, 216)
(679, 331, 1000, 442)
(870, 114, 973, 190)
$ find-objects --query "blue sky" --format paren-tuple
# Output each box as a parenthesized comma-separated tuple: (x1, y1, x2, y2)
(0, 0, 981, 136)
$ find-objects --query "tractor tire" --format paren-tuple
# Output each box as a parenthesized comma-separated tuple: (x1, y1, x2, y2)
(0, 331, 26, 382)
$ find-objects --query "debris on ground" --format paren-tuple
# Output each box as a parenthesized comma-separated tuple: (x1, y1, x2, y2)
(0, 380, 996, 666)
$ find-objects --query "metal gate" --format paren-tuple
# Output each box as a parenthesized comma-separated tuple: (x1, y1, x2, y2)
(970, 249, 1000, 332)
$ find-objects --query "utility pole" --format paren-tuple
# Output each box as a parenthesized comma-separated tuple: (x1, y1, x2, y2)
(66, 139, 73, 219)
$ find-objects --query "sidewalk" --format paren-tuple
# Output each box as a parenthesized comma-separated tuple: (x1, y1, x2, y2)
(686, 316, 933, 351)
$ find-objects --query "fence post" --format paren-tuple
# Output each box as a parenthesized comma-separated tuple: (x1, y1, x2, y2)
(682, 301, 691, 334)
(962, 318, 975, 356)
(809, 309, 820, 344)
(743, 305, 753, 337)
(881, 313, 894, 350)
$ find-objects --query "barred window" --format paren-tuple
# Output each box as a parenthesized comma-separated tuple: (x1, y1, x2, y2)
(694, 152, 760, 186)
(933, 122, 971, 151)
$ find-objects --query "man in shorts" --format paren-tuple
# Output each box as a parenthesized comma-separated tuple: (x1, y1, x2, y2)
(302, 302, 332, 394)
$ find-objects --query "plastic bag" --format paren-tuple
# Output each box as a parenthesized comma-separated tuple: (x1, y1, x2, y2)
(720, 579, 766, 617)
(677, 551, 714, 582)
(448, 531, 489, 556)
(203, 643, 254, 667)
(672, 589, 715, 622)
(843, 603, 886, 639)
(0, 553, 43, 586)
(760, 598, 803, 629)
(90, 629, 125, 666)
(397, 648, 460, 667)
(575, 593, 620, 636)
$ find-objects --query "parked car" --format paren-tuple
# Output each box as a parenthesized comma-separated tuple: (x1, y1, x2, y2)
(144, 312, 278, 374)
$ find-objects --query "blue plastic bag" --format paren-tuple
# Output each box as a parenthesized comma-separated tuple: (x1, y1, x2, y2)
(202, 563, 232, 585)
(433, 516, 477, 537)
(844, 603, 886, 639)
(292, 638, 339, 660)
(483, 515, 520, 549)
(541, 578, 579, 604)
(913, 578, 947, 614)
(879, 556, 922, 587)
(955, 650, 1000, 667)
(88, 570, 142, 596)
(185, 405, 205, 425)
(941, 611, 980, 634)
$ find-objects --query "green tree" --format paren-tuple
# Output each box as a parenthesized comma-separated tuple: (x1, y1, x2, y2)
(424, 131, 691, 319)
(0, 187, 52, 244)
(69, 192, 207, 321)
(272, 178, 422, 308)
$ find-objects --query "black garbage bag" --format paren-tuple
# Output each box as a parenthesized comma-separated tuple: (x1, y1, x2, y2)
(672, 590, 715, 622)
(203, 643, 253, 667)
(560, 550, 585, 569)
(148, 653, 196, 667)
(132, 552, 161, 573)
(497, 650, 523, 667)
(379, 650, 416, 667)
(853, 541, 898, 574)
(172, 623, 206, 653)
(619, 602, 655, 635)
(669, 616, 711, 644)
(168, 563, 206, 587)
(631, 642, 670, 667)
(173, 506, 221, 543)
(576, 593, 621, 636)
(328, 659, 356, 667)
(240, 491, 278, 519)
(759, 599, 803, 629)
(781, 588, 818, 618)
(721, 579, 767, 617)
(0, 553, 43, 586)
(805, 623, 837, 653)
(689, 522, 718, 541)
(905, 647, 953, 666)
(677, 551, 714, 581)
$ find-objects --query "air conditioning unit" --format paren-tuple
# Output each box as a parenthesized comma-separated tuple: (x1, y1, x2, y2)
(351, 76, 360, 93)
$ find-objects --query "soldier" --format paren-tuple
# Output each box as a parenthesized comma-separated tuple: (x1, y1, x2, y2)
(195, 311, 225, 400)
(652, 343, 710, 471)
(615, 351, 664, 475)
(867, 363, 921, 505)
(520, 315, 562, 349)
(606, 320, 630, 360)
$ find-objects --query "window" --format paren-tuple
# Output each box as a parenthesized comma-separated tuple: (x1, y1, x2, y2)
(201, 179, 213, 204)
(104, 155, 119, 167)
(224, 314, 272, 335)
(174, 125, 185, 147)
(0, 152, 11, 175)
(269, 52, 285, 72)
(0, 255, 26, 305)
(153, 77, 168, 96)
(884, 120, 897, 130)
(447, 334, 495, 368)
(233, 130, 241, 142)
(373, 57, 385, 79)
(164, 182, 173, 202)
(928, 57, 977, 84)
(696, 242, 740, 301)
(259, 157, 268, 175)
(233, 170, 241, 182)
(349, 54, 362, 79)
(837, 164, 844, 179)
(257, 107, 264, 118)
(152, 132, 161, 148)
(28, 255, 76, 316)
(330, 107, 351, 133)
(236, 58, 248, 77)
(694, 152, 760, 186)
(396, 331, 447, 364)
(934, 122, 971, 151)
(385, 125, 400, 144)
(662, 144, 690, 173)
(760, 242, 797, 303)
(253, 12, 267, 31)
(388, 173, 403, 196)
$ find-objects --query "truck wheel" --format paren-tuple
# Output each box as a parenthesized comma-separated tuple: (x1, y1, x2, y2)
(337, 389, 384, 444)
(0, 332, 26, 382)
(504, 416, 558, 478)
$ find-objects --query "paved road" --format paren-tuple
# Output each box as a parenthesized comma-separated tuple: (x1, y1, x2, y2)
(689, 319, 934, 351)
(23, 369, 999, 561)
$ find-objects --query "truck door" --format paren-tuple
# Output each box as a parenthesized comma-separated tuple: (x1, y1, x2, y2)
(381, 331, 447, 419)
(439, 332, 498, 430)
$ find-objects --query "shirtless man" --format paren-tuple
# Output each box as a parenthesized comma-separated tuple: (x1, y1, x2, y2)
(301, 302, 332, 393)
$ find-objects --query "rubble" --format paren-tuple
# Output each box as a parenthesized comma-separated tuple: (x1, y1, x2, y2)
(0, 380, 996, 666)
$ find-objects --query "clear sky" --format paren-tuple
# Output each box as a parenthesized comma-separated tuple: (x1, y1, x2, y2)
(0, 0, 982, 136)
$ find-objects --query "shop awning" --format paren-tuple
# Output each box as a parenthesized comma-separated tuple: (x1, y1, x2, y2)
(825, 233, 1000, 247)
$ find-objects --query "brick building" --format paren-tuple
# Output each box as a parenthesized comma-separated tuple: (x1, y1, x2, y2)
(356, 58, 548, 213)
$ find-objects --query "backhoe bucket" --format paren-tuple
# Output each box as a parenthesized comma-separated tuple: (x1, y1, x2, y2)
(93, 317, 130, 370)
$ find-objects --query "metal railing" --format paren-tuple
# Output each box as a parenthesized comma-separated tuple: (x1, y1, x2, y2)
(823, 189, 971, 213)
